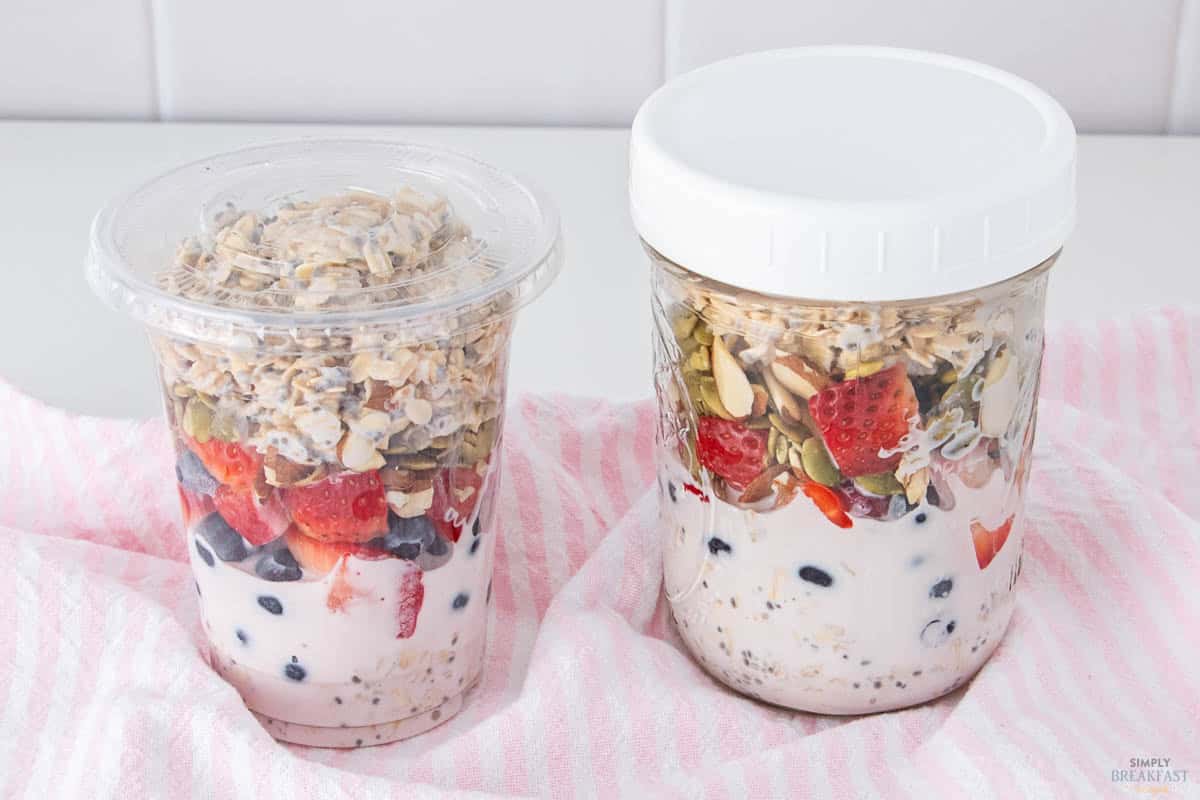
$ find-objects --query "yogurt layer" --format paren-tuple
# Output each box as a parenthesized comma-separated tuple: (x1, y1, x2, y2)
(662, 467, 1022, 713)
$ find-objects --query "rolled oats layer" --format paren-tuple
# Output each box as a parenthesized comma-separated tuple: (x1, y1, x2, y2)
(155, 189, 508, 474)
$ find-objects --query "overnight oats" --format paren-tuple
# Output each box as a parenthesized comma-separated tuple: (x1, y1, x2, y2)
(630, 48, 1076, 712)
(87, 141, 561, 745)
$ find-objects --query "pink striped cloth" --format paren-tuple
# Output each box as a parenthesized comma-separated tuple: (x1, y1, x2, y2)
(1, 307, 1198, 799)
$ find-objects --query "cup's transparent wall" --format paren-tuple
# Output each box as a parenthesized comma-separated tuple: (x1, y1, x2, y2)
(154, 321, 511, 746)
(649, 246, 1052, 714)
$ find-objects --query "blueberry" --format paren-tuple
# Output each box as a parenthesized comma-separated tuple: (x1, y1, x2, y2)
(920, 618, 958, 647)
(257, 595, 284, 615)
(236, 629, 248, 645)
(391, 542, 422, 560)
(930, 578, 953, 599)
(798, 566, 833, 588)
(255, 548, 302, 582)
(915, 512, 928, 524)
(452, 592, 469, 610)
(284, 662, 306, 681)
(472, 517, 482, 537)
(469, 537, 481, 556)
(176, 449, 218, 496)
(387, 513, 434, 546)
(707, 537, 732, 556)
(194, 539, 215, 568)
(417, 533, 452, 571)
(426, 533, 448, 556)
(668, 482, 677, 503)
(195, 514, 249, 562)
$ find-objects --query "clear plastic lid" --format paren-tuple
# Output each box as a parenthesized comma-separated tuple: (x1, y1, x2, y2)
(87, 139, 562, 352)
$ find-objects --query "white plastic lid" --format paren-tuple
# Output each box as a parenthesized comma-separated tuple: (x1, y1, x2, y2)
(629, 47, 1076, 302)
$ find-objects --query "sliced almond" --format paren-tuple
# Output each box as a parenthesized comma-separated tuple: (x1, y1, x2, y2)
(739, 464, 790, 504)
(771, 354, 828, 400)
(263, 448, 327, 488)
(901, 467, 930, 505)
(405, 397, 434, 425)
(750, 384, 769, 417)
(762, 367, 803, 421)
(387, 487, 434, 518)
(338, 431, 385, 472)
(711, 334, 755, 419)
(363, 379, 394, 411)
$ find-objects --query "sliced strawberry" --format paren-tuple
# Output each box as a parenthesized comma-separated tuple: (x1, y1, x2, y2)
(802, 482, 853, 529)
(177, 486, 215, 528)
(428, 467, 484, 542)
(186, 437, 263, 489)
(696, 416, 769, 490)
(808, 363, 918, 478)
(213, 484, 289, 546)
(326, 559, 364, 612)
(970, 514, 1015, 569)
(281, 471, 389, 543)
(396, 568, 425, 639)
(682, 482, 710, 503)
(285, 528, 388, 576)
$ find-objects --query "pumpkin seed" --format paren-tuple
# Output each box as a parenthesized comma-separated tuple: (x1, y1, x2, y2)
(854, 471, 904, 496)
(842, 359, 885, 380)
(389, 453, 441, 470)
(800, 437, 841, 487)
(182, 397, 212, 443)
(687, 345, 711, 373)
(693, 323, 714, 347)
(671, 310, 698, 342)
(698, 376, 734, 420)
(768, 412, 808, 445)
(774, 431, 791, 465)
(210, 409, 238, 442)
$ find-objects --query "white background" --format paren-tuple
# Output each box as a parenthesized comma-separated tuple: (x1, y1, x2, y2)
(2, 0, 1199, 132)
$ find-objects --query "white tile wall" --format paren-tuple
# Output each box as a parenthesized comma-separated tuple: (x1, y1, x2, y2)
(1169, 0, 1200, 132)
(0, 0, 1198, 132)
(666, 0, 1185, 134)
(0, 0, 156, 118)
(152, 0, 663, 125)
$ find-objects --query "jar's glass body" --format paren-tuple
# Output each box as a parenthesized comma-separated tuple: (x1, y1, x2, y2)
(650, 246, 1051, 713)
(160, 321, 508, 746)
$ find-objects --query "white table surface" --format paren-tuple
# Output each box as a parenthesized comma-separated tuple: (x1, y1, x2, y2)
(0, 121, 1197, 419)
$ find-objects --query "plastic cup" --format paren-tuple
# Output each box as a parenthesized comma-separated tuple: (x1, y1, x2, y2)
(87, 140, 561, 746)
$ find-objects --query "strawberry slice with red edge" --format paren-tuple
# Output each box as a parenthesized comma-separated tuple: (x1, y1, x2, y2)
(186, 437, 263, 489)
(428, 467, 485, 543)
(285, 528, 388, 576)
(213, 483, 290, 546)
(281, 471, 389, 543)
(396, 567, 425, 639)
(970, 514, 1015, 569)
(696, 416, 769, 491)
(808, 363, 918, 478)
(177, 486, 215, 528)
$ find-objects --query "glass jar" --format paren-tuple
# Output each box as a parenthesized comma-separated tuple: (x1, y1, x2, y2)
(631, 48, 1075, 713)
(87, 140, 561, 745)
(651, 248, 1051, 712)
